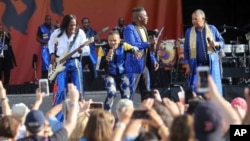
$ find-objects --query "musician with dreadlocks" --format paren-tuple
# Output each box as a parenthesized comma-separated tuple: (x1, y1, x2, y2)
(48, 14, 87, 106)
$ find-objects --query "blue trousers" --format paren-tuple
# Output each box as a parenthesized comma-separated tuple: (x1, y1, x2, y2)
(53, 58, 84, 106)
(41, 45, 50, 71)
(104, 74, 130, 111)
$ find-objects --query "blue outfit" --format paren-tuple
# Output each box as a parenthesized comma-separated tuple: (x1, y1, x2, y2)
(123, 23, 157, 100)
(102, 43, 134, 111)
(184, 24, 224, 95)
(82, 27, 98, 79)
(37, 24, 55, 76)
(48, 28, 86, 106)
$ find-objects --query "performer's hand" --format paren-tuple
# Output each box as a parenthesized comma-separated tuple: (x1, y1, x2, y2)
(135, 51, 142, 58)
(77, 48, 82, 54)
(106, 49, 114, 61)
(154, 62, 159, 71)
(185, 65, 191, 75)
(54, 42, 58, 51)
(208, 40, 219, 48)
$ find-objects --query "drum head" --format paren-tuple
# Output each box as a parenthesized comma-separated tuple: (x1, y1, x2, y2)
(159, 41, 176, 68)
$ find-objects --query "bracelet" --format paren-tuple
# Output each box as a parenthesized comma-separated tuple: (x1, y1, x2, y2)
(1, 97, 8, 102)
(115, 122, 126, 129)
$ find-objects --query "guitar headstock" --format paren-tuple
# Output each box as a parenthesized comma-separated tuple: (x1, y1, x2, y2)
(86, 37, 94, 45)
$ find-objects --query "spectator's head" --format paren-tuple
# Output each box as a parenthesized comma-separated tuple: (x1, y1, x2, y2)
(69, 113, 89, 141)
(170, 115, 195, 141)
(12, 103, 30, 124)
(115, 98, 134, 119)
(231, 97, 248, 111)
(149, 100, 173, 139)
(83, 109, 115, 141)
(0, 115, 21, 139)
(186, 96, 205, 115)
(24, 110, 46, 134)
(194, 101, 223, 141)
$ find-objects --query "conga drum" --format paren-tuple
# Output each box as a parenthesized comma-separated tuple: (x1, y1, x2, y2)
(159, 40, 177, 70)
(176, 38, 188, 73)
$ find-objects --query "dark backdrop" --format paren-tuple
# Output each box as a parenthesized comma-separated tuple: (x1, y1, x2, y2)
(182, 0, 250, 44)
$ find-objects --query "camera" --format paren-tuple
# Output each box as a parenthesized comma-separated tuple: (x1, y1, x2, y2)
(196, 66, 209, 93)
(38, 79, 50, 96)
(131, 109, 149, 119)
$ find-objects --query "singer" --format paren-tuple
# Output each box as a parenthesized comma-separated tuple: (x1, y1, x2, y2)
(184, 9, 224, 95)
(102, 30, 141, 111)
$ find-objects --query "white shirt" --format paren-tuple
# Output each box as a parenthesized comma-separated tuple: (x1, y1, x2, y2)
(48, 28, 87, 58)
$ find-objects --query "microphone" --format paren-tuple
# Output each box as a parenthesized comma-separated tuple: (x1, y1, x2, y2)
(207, 37, 216, 52)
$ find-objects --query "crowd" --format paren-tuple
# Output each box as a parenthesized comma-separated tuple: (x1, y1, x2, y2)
(0, 74, 249, 141)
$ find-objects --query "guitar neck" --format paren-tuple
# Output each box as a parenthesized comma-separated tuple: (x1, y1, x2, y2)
(59, 43, 85, 64)
(58, 27, 109, 64)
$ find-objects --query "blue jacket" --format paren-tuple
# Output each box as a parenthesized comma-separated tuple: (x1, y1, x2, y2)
(104, 43, 135, 76)
(123, 23, 157, 73)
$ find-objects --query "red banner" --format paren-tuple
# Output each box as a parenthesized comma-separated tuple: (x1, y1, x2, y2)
(0, 0, 183, 84)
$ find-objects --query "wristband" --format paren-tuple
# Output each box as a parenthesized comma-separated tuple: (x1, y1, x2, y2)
(116, 122, 126, 129)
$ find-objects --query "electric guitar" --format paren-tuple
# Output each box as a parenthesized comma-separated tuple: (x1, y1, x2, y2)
(48, 27, 109, 82)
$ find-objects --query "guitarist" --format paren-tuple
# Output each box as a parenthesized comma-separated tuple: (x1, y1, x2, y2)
(48, 14, 87, 106)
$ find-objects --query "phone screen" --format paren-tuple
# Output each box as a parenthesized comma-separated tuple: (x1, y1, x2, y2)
(90, 102, 103, 109)
(131, 109, 149, 119)
(39, 79, 49, 96)
(197, 66, 209, 93)
(199, 71, 208, 88)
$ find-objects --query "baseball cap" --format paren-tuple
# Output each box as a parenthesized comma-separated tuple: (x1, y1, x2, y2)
(11, 103, 30, 124)
(194, 100, 223, 141)
(231, 97, 248, 111)
(24, 110, 46, 134)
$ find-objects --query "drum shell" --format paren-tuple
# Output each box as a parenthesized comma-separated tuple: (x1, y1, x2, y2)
(223, 44, 233, 56)
(233, 44, 247, 56)
(159, 40, 176, 70)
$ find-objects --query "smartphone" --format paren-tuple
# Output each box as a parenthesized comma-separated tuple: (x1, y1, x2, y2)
(38, 79, 50, 96)
(131, 109, 149, 119)
(196, 66, 209, 93)
(184, 86, 194, 103)
(90, 102, 103, 109)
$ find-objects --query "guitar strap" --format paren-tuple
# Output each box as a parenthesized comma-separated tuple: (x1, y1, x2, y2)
(67, 28, 79, 52)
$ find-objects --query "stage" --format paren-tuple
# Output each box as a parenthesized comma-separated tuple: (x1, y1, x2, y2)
(5, 69, 248, 103)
